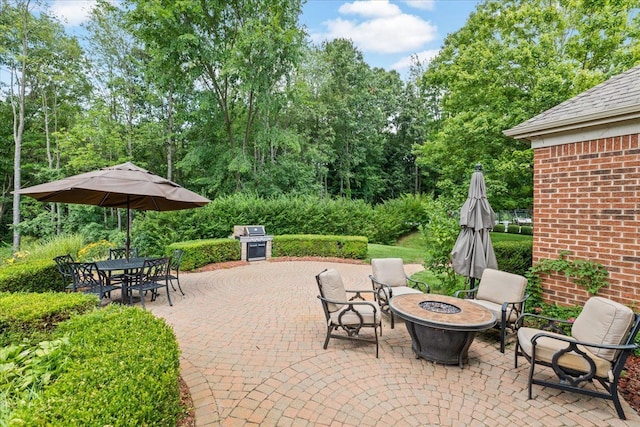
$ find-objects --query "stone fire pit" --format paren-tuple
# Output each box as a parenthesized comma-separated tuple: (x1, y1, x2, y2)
(390, 293, 496, 367)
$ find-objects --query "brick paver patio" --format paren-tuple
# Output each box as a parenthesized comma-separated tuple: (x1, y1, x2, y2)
(148, 260, 640, 426)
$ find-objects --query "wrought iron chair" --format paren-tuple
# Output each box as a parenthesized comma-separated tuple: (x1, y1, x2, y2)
(168, 249, 185, 295)
(69, 262, 120, 299)
(316, 268, 382, 357)
(107, 247, 139, 287)
(455, 268, 529, 353)
(515, 296, 640, 420)
(54, 254, 75, 292)
(369, 258, 429, 329)
(125, 257, 173, 309)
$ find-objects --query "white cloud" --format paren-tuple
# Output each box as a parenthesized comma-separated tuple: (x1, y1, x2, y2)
(404, 1, 435, 11)
(390, 49, 439, 70)
(49, 0, 98, 27)
(314, 0, 437, 54)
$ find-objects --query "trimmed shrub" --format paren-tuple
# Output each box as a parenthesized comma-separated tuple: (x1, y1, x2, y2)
(0, 260, 65, 293)
(520, 226, 533, 235)
(273, 234, 368, 259)
(493, 240, 533, 277)
(507, 224, 520, 234)
(11, 305, 181, 426)
(166, 238, 240, 270)
(493, 223, 505, 233)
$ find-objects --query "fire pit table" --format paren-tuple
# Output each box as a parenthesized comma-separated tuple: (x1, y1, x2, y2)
(390, 293, 496, 367)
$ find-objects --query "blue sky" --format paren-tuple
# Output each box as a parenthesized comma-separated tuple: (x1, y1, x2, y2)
(48, 0, 480, 73)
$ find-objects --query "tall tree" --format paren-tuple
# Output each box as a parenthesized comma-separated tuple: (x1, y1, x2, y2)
(416, 0, 640, 210)
(127, 0, 305, 193)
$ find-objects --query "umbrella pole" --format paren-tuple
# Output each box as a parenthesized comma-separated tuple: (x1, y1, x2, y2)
(126, 197, 130, 261)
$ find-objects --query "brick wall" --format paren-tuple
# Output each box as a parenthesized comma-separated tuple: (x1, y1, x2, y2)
(533, 133, 640, 307)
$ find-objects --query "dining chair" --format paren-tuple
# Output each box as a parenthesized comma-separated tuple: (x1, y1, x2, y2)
(70, 262, 120, 299)
(54, 254, 75, 292)
(168, 249, 185, 295)
(107, 247, 139, 287)
(126, 257, 173, 309)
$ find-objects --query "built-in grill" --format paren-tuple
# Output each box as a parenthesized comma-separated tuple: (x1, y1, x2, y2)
(233, 225, 273, 261)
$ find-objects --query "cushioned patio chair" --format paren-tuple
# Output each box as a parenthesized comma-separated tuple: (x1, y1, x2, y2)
(54, 254, 75, 292)
(168, 249, 185, 295)
(515, 296, 640, 420)
(454, 268, 529, 353)
(125, 257, 172, 309)
(316, 268, 382, 357)
(70, 262, 120, 299)
(369, 258, 429, 329)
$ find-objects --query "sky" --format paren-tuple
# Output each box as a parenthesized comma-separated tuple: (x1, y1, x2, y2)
(47, 0, 481, 74)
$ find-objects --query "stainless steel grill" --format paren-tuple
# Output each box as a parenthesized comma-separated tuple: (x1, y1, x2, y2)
(234, 225, 273, 261)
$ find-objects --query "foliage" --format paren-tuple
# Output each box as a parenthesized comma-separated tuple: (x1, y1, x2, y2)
(493, 223, 505, 233)
(166, 239, 241, 271)
(421, 195, 461, 291)
(417, 0, 640, 210)
(527, 251, 610, 309)
(0, 292, 97, 340)
(9, 305, 181, 426)
(520, 226, 533, 235)
(273, 235, 368, 259)
(2, 233, 85, 266)
(371, 194, 430, 245)
(0, 260, 65, 293)
(493, 240, 532, 277)
(507, 224, 521, 234)
(77, 239, 116, 261)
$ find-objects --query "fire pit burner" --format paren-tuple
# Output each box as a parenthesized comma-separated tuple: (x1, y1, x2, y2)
(419, 300, 461, 314)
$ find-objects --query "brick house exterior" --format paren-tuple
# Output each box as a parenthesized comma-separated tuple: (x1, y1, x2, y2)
(504, 65, 640, 308)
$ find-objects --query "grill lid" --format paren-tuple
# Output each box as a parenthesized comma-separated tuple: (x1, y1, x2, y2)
(245, 226, 265, 236)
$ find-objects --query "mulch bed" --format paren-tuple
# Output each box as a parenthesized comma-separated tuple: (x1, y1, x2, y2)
(181, 258, 640, 423)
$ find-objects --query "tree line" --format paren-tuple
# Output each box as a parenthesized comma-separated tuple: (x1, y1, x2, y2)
(1, 0, 638, 250)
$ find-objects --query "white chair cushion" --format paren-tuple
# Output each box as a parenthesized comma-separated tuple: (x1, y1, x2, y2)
(470, 300, 520, 322)
(518, 327, 612, 379)
(329, 304, 381, 326)
(371, 258, 407, 287)
(384, 286, 423, 298)
(318, 269, 347, 313)
(476, 269, 528, 305)
(571, 297, 634, 361)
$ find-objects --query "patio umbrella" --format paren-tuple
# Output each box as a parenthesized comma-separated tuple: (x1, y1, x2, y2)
(450, 164, 497, 288)
(14, 162, 210, 257)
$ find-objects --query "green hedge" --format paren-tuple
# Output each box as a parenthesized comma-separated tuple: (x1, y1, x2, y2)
(0, 260, 65, 293)
(0, 292, 98, 342)
(507, 224, 521, 234)
(493, 223, 505, 233)
(11, 305, 181, 426)
(166, 238, 241, 270)
(493, 240, 533, 277)
(273, 235, 368, 259)
(520, 226, 533, 235)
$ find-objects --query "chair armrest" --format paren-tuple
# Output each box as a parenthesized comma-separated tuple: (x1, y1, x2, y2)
(407, 276, 430, 293)
(318, 295, 379, 312)
(345, 289, 376, 301)
(454, 287, 479, 298)
(516, 313, 572, 333)
(500, 293, 530, 311)
(531, 332, 639, 352)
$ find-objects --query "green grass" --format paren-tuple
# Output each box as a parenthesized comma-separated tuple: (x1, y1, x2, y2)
(490, 232, 532, 243)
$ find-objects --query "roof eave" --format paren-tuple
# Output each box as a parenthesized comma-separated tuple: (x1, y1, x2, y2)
(504, 104, 640, 141)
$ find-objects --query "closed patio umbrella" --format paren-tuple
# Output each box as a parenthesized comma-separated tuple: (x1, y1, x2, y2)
(450, 164, 497, 288)
(14, 162, 210, 257)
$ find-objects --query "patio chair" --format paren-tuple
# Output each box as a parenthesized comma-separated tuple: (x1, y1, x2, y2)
(167, 249, 185, 295)
(515, 296, 640, 420)
(454, 268, 529, 353)
(107, 247, 139, 287)
(70, 262, 120, 299)
(125, 257, 173, 309)
(54, 254, 75, 292)
(369, 258, 429, 329)
(316, 268, 382, 358)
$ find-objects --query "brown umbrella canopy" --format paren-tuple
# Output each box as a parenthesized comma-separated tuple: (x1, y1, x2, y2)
(15, 162, 210, 257)
(15, 162, 210, 211)
(451, 165, 498, 282)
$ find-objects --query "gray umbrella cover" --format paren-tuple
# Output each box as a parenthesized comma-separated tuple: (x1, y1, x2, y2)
(451, 170, 498, 279)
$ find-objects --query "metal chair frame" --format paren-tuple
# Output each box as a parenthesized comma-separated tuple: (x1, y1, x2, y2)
(125, 257, 173, 309)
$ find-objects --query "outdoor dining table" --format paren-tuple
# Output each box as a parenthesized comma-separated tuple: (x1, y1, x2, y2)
(95, 257, 149, 304)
